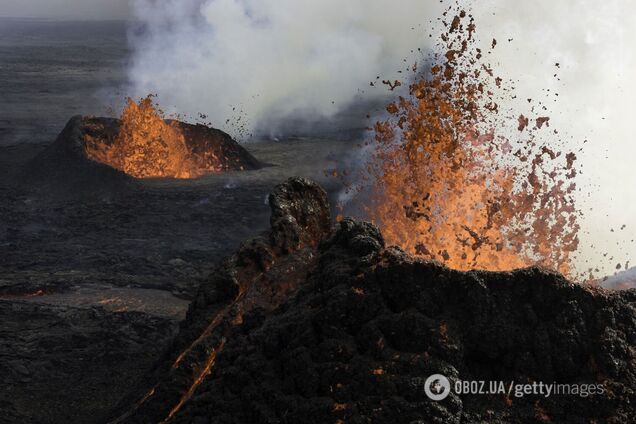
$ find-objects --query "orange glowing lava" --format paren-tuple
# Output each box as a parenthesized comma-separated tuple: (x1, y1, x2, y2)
(341, 8, 579, 274)
(162, 338, 227, 424)
(85, 96, 218, 179)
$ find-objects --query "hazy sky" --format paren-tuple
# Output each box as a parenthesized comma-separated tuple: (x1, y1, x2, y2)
(0, 0, 130, 20)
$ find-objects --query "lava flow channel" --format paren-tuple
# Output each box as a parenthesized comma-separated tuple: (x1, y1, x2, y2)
(161, 338, 227, 424)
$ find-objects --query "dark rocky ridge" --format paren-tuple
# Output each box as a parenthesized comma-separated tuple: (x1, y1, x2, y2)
(21, 116, 261, 197)
(22, 116, 130, 197)
(176, 119, 262, 172)
(110, 178, 636, 424)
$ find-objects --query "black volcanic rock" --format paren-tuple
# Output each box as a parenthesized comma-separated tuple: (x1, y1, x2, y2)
(0, 300, 177, 424)
(23, 116, 130, 197)
(108, 177, 331, 424)
(111, 178, 636, 424)
(269, 176, 331, 252)
(176, 120, 261, 172)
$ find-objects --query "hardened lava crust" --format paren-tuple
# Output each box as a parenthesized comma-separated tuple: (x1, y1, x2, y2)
(111, 178, 636, 424)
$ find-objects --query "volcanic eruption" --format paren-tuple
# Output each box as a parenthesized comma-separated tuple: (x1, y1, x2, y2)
(109, 178, 636, 424)
(2, 3, 632, 424)
(85, 96, 261, 179)
(340, 8, 580, 276)
(24, 96, 261, 193)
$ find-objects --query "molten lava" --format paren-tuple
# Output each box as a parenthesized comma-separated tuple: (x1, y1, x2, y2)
(162, 338, 227, 424)
(85, 96, 217, 179)
(342, 8, 579, 275)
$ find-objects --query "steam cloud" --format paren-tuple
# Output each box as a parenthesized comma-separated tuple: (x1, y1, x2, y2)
(128, 0, 442, 136)
(128, 0, 636, 277)
(468, 0, 636, 277)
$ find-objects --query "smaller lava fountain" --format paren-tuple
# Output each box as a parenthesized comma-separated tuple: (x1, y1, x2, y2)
(84, 96, 260, 179)
(24, 96, 261, 193)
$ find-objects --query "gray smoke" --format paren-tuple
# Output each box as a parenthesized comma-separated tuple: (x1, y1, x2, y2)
(127, 0, 443, 136)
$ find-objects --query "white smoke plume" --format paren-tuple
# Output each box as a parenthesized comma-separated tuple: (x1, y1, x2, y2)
(464, 0, 636, 277)
(127, 0, 443, 137)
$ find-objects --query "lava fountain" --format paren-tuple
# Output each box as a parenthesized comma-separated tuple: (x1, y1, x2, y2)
(85, 97, 195, 178)
(84, 96, 260, 179)
(341, 8, 580, 275)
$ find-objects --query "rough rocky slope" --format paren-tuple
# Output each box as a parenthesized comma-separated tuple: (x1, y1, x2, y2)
(0, 134, 352, 424)
(0, 300, 177, 424)
(112, 178, 636, 424)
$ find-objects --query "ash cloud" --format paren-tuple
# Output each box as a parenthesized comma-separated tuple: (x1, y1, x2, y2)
(126, 0, 442, 137)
